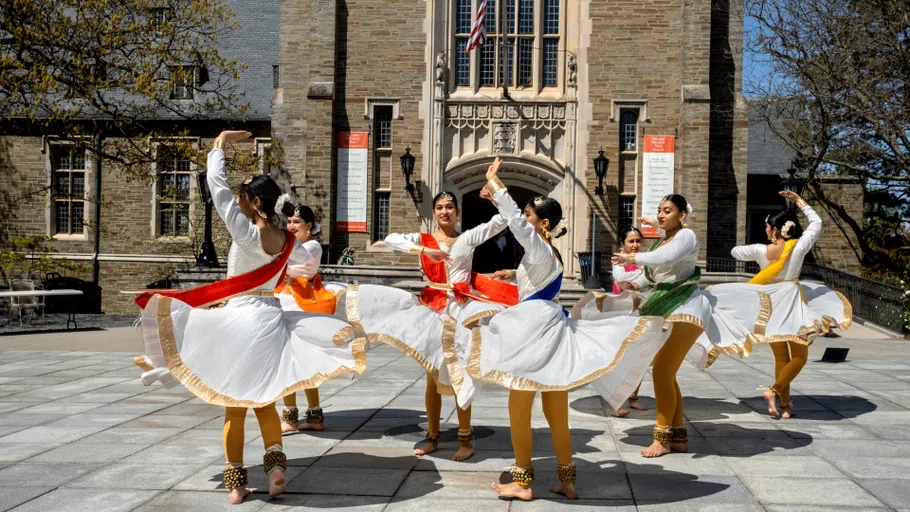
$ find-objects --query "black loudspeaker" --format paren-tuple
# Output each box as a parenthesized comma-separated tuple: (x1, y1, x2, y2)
(821, 347, 849, 363)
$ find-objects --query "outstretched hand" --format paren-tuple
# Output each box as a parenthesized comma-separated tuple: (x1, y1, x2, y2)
(778, 190, 807, 207)
(486, 157, 503, 181)
(422, 248, 451, 263)
(636, 216, 658, 229)
(479, 187, 493, 202)
(612, 252, 632, 266)
(218, 130, 252, 143)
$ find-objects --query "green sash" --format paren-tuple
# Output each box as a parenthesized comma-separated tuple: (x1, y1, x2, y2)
(639, 238, 701, 318)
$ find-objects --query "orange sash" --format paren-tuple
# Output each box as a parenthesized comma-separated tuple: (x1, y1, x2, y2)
(135, 232, 295, 310)
(274, 273, 337, 314)
(417, 232, 518, 312)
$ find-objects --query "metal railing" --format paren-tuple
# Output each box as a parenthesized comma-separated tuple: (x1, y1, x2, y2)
(705, 257, 904, 333)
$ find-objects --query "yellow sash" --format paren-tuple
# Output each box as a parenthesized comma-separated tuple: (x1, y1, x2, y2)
(748, 239, 798, 285)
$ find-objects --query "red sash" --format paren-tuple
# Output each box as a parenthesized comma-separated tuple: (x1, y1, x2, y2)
(135, 231, 295, 310)
(275, 273, 337, 314)
(416, 233, 518, 312)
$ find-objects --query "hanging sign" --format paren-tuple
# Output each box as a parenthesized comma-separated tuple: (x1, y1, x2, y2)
(640, 136, 676, 237)
(335, 132, 369, 232)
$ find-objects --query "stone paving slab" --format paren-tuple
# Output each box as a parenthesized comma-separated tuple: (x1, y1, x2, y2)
(1, 331, 909, 510)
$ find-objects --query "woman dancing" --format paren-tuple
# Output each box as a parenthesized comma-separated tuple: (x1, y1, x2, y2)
(468, 160, 670, 500)
(717, 191, 852, 418)
(134, 130, 366, 504)
(342, 187, 517, 461)
(608, 194, 769, 457)
(274, 202, 345, 433)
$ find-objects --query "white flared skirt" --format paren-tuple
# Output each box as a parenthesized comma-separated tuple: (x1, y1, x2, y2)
(339, 284, 503, 409)
(466, 299, 670, 410)
(705, 280, 852, 344)
(136, 294, 367, 408)
(572, 286, 771, 370)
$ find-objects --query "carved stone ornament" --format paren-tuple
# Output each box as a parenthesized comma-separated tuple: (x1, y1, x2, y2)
(567, 52, 577, 86)
(435, 52, 448, 83)
(492, 122, 517, 154)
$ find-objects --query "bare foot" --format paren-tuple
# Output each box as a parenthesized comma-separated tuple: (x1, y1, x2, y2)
(298, 422, 326, 431)
(670, 441, 689, 453)
(414, 438, 439, 456)
(268, 468, 286, 497)
(492, 481, 533, 500)
(781, 409, 793, 419)
(641, 441, 671, 458)
(229, 488, 250, 504)
(628, 399, 648, 411)
(452, 443, 475, 461)
(611, 408, 631, 418)
(763, 389, 779, 417)
(281, 421, 298, 434)
(550, 481, 578, 499)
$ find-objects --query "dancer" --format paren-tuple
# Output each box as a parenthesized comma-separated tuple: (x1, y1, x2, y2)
(274, 201, 344, 433)
(468, 159, 670, 500)
(341, 186, 518, 461)
(609, 194, 769, 457)
(717, 191, 852, 418)
(134, 130, 366, 504)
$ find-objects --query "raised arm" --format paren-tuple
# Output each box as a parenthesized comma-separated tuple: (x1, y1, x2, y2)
(384, 232, 422, 253)
(731, 244, 765, 262)
(634, 229, 698, 267)
(458, 213, 508, 250)
(793, 204, 822, 256)
(207, 147, 256, 243)
(489, 183, 552, 263)
(612, 264, 643, 283)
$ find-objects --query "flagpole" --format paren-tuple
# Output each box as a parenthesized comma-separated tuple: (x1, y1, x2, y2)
(500, 0, 508, 98)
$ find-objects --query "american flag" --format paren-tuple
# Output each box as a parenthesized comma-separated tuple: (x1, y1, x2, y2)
(465, 0, 488, 53)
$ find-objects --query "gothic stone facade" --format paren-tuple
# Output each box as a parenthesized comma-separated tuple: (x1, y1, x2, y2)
(272, 0, 751, 274)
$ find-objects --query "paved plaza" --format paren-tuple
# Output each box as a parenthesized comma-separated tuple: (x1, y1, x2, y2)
(0, 324, 908, 511)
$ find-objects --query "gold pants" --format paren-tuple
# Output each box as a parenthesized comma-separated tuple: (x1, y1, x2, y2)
(282, 388, 320, 409)
(770, 341, 808, 406)
(509, 389, 572, 478)
(425, 373, 472, 435)
(223, 403, 282, 465)
(652, 322, 703, 429)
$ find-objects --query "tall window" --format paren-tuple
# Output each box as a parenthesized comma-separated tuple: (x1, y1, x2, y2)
(272, 65, 280, 89)
(52, 146, 86, 235)
(618, 196, 635, 237)
(170, 66, 195, 100)
(620, 110, 639, 151)
(454, 0, 561, 89)
(374, 106, 393, 149)
(374, 192, 391, 240)
(157, 146, 191, 236)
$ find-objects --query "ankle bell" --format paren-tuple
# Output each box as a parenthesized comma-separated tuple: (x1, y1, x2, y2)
(223, 464, 248, 490)
(671, 427, 688, 443)
(653, 426, 673, 444)
(281, 407, 299, 426)
(305, 406, 324, 425)
(457, 427, 474, 444)
(263, 445, 287, 475)
(510, 465, 534, 488)
(557, 462, 576, 485)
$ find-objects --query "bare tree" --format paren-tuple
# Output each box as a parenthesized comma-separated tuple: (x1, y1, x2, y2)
(746, 0, 910, 268)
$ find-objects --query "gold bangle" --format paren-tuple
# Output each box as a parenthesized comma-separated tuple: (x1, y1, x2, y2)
(486, 177, 506, 193)
(409, 245, 426, 255)
(628, 253, 636, 265)
(213, 136, 225, 150)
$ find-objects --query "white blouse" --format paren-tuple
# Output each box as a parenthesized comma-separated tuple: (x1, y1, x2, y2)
(612, 265, 643, 284)
(384, 214, 508, 285)
(287, 239, 322, 279)
(207, 148, 283, 291)
(631, 228, 699, 287)
(492, 188, 563, 301)
(730, 205, 822, 281)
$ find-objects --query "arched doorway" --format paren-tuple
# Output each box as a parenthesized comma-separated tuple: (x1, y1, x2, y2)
(461, 186, 540, 273)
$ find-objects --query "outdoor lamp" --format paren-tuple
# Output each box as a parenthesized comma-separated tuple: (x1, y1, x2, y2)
(781, 159, 805, 210)
(593, 148, 609, 196)
(400, 145, 416, 191)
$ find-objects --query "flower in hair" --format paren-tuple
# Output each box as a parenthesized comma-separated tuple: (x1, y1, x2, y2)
(275, 193, 295, 216)
(781, 220, 796, 239)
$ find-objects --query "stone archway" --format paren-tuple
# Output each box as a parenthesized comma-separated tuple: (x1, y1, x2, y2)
(461, 185, 540, 273)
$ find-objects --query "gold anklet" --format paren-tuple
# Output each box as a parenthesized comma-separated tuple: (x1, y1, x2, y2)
(457, 428, 474, 444)
(653, 426, 673, 444)
(305, 407, 324, 425)
(281, 407, 298, 425)
(556, 463, 576, 485)
(263, 446, 287, 475)
(671, 427, 688, 443)
(510, 465, 534, 488)
(223, 464, 248, 490)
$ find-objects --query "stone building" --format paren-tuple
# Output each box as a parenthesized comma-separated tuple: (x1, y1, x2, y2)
(274, 0, 751, 276)
(0, 0, 863, 315)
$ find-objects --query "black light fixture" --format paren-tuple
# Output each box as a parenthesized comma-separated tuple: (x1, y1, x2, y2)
(593, 148, 609, 196)
(781, 158, 805, 210)
(195, 172, 219, 268)
(400, 145, 416, 191)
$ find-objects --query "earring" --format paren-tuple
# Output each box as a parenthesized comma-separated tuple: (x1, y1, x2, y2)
(257, 209, 267, 219)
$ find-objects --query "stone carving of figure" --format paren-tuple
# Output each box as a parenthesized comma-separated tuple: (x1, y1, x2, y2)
(567, 52, 577, 86)
(435, 52, 447, 83)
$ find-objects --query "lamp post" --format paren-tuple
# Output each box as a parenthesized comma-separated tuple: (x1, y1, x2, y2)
(781, 158, 805, 211)
(400, 145, 416, 191)
(195, 172, 219, 268)
(584, 149, 610, 289)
